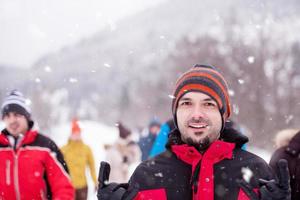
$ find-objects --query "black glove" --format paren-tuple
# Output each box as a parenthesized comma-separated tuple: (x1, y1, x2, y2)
(97, 161, 137, 200)
(238, 159, 291, 200)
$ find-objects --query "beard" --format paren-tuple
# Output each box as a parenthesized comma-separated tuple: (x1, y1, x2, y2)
(185, 136, 211, 152)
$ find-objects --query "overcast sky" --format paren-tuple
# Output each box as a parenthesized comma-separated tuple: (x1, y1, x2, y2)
(0, 0, 165, 68)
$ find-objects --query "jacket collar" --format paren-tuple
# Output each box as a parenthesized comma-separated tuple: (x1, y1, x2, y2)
(285, 131, 300, 156)
(171, 140, 235, 200)
(166, 126, 248, 150)
(0, 129, 38, 148)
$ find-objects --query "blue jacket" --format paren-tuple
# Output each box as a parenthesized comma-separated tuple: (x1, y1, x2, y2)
(149, 122, 171, 158)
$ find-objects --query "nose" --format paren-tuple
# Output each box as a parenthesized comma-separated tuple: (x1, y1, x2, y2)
(190, 104, 206, 119)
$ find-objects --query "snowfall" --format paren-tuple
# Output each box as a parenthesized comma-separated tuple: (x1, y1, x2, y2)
(0, 120, 272, 200)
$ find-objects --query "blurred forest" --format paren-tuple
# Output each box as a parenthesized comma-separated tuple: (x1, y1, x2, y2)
(1, 0, 300, 150)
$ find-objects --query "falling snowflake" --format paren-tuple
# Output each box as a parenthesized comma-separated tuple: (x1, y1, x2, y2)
(228, 89, 235, 96)
(241, 167, 253, 183)
(104, 63, 111, 68)
(34, 172, 40, 177)
(35, 78, 41, 83)
(25, 99, 32, 106)
(285, 115, 294, 124)
(154, 172, 163, 177)
(247, 56, 255, 64)
(69, 78, 78, 83)
(44, 66, 52, 72)
(255, 24, 262, 29)
(168, 95, 175, 99)
(238, 79, 245, 84)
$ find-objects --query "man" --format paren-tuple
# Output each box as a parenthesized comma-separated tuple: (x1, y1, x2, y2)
(270, 130, 300, 200)
(138, 119, 161, 161)
(61, 118, 97, 200)
(97, 64, 290, 200)
(0, 90, 74, 200)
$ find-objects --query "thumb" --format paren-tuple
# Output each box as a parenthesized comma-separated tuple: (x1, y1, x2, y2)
(277, 159, 290, 190)
(98, 161, 111, 188)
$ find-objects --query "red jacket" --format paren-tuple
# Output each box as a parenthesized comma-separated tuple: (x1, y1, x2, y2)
(127, 129, 273, 200)
(0, 129, 75, 200)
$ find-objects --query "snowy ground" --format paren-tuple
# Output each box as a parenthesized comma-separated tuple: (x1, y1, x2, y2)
(50, 120, 119, 200)
(0, 120, 272, 200)
(50, 120, 272, 200)
(247, 146, 271, 163)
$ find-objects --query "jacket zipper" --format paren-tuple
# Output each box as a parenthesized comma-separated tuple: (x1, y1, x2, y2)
(191, 161, 201, 194)
(6, 160, 11, 185)
(13, 151, 21, 200)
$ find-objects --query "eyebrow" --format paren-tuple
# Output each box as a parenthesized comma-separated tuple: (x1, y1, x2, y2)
(178, 97, 193, 103)
(179, 97, 215, 102)
(203, 98, 215, 102)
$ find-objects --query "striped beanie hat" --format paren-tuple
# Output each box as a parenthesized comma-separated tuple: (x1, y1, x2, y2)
(172, 64, 231, 129)
(1, 90, 31, 120)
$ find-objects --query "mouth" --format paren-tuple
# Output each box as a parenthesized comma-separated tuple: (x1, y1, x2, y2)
(188, 123, 208, 129)
(9, 123, 19, 131)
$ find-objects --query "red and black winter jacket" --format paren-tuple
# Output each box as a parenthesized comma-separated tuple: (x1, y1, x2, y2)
(127, 129, 274, 200)
(0, 126, 75, 200)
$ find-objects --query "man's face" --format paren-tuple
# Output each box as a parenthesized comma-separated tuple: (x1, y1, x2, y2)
(3, 112, 28, 137)
(176, 92, 222, 148)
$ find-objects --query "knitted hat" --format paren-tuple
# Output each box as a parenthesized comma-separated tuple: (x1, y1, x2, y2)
(172, 64, 231, 130)
(1, 90, 31, 120)
(117, 122, 131, 139)
(71, 118, 81, 135)
(148, 118, 161, 128)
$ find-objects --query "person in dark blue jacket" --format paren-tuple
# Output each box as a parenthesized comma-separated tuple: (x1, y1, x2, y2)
(138, 119, 161, 161)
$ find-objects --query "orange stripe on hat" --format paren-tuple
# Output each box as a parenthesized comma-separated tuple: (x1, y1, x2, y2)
(173, 84, 223, 114)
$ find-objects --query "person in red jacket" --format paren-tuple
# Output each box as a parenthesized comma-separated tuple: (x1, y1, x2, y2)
(0, 90, 75, 200)
(97, 64, 291, 200)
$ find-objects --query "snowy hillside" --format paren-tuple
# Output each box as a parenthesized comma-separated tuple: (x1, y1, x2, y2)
(2, 0, 300, 151)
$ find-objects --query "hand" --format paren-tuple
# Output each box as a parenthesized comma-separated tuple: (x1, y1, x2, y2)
(238, 159, 291, 200)
(97, 161, 137, 200)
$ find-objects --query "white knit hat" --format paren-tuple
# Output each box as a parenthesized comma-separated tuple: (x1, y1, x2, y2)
(1, 90, 31, 120)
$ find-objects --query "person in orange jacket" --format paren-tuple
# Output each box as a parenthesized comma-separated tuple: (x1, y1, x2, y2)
(61, 118, 97, 200)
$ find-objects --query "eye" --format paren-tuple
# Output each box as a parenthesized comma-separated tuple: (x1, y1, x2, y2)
(14, 113, 23, 118)
(204, 102, 217, 107)
(179, 101, 192, 106)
